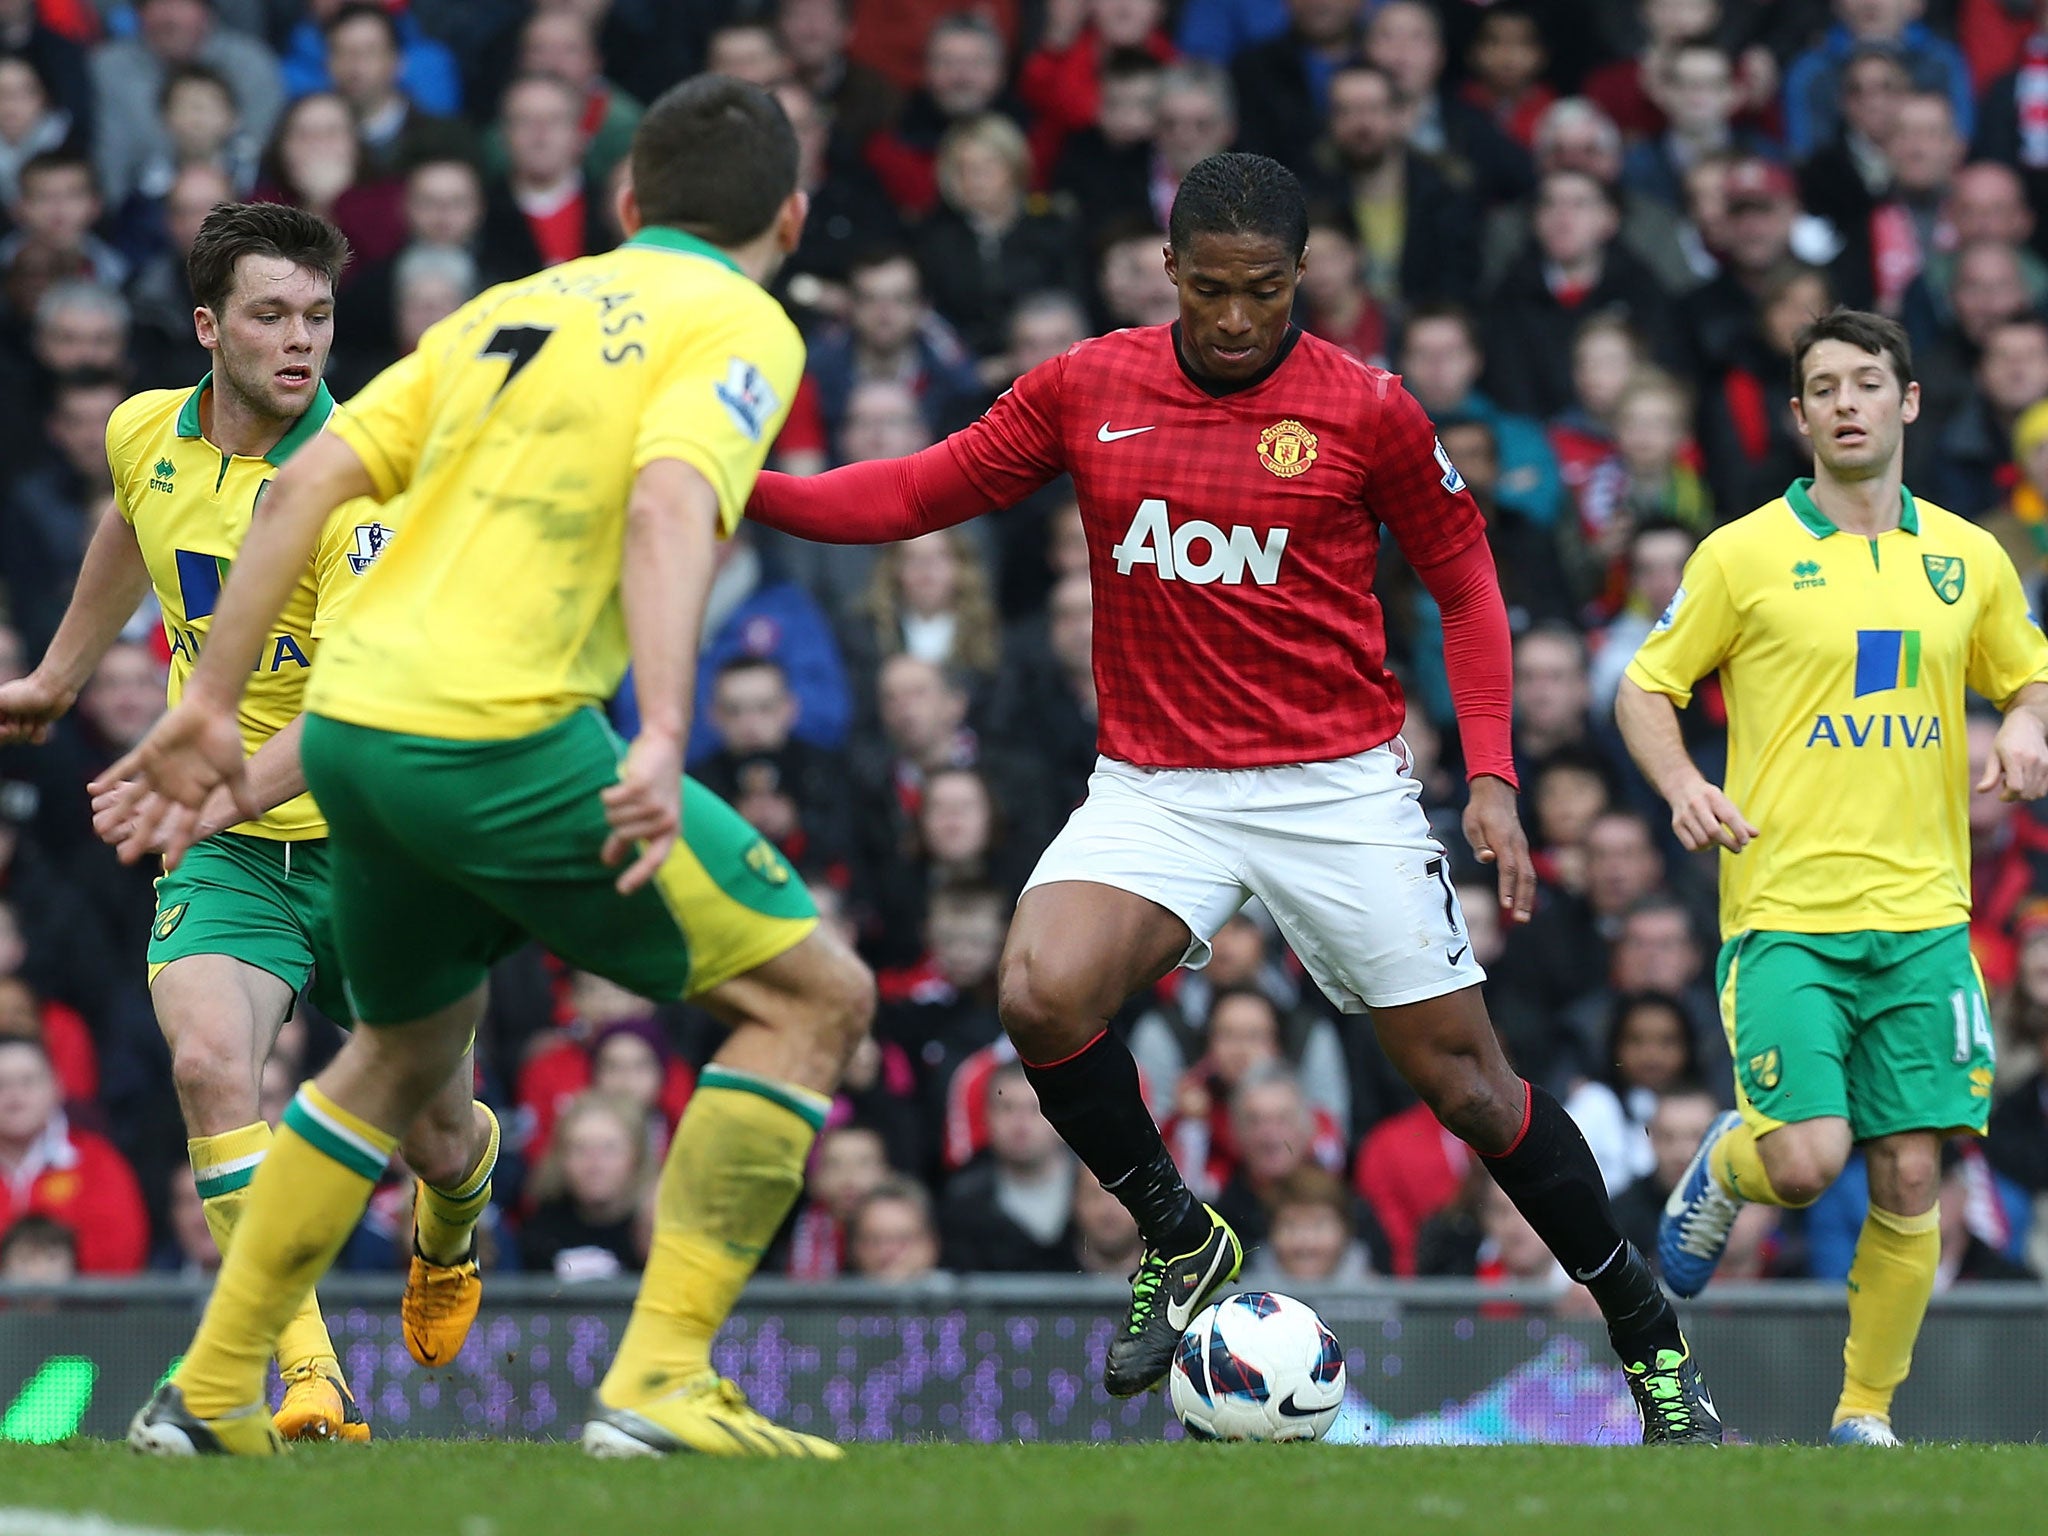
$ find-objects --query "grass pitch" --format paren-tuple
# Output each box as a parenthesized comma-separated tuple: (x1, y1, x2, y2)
(0, 1441, 2035, 1536)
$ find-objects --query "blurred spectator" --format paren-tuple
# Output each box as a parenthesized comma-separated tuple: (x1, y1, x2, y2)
(324, 2, 471, 179)
(1549, 312, 1643, 520)
(704, 20, 793, 89)
(1621, 38, 1774, 212)
(800, 247, 985, 456)
(1564, 990, 1703, 1192)
(1483, 169, 1688, 419)
(1211, 1064, 1346, 1252)
(0, 1210, 75, 1285)
(1018, 0, 1175, 175)
(1903, 163, 2046, 357)
(1836, 87, 1966, 314)
(278, 0, 461, 118)
(2, 150, 124, 325)
(895, 882, 1010, 1162)
(939, 1059, 1075, 1272)
(846, 1176, 942, 1281)
(151, 1162, 217, 1274)
(0, 55, 73, 209)
(467, 11, 629, 199)
(481, 74, 604, 273)
(1459, 4, 1556, 152)
(122, 160, 220, 383)
(253, 91, 404, 272)
(514, 971, 686, 1166)
(1448, 415, 1573, 632)
(1050, 46, 1165, 234)
(1149, 60, 1238, 228)
(914, 114, 1081, 358)
(589, 1018, 682, 1164)
(1930, 311, 2048, 516)
(1687, 157, 1809, 373)
(1936, 1143, 2036, 1286)
(0, 968, 93, 1110)
(1354, 1082, 1471, 1276)
(782, 1122, 892, 1280)
(1305, 63, 1483, 311)
(1296, 208, 1385, 365)
(1511, 623, 1596, 787)
(1587, 520, 1696, 715)
(1231, 0, 1368, 176)
(1482, 95, 1698, 297)
(986, 567, 1096, 812)
(1966, 721, 2048, 1004)
(776, 0, 901, 157)
(113, 64, 256, 263)
(91, 0, 282, 206)
(0, 0, 91, 139)
(677, 526, 853, 767)
(0, 1035, 146, 1272)
(1584, 0, 1724, 141)
(1175, 0, 1290, 66)
(1242, 1166, 1376, 1284)
(1398, 304, 1563, 525)
(984, 288, 1089, 396)
(1973, 1, 2048, 258)
(1071, 1164, 1143, 1275)
(1564, 890, 1720, 1076)
(695, 657, 856, 878)
(1368, 0, 1534, 207)
(1527, 747, 1616, 897)
(521, 1091, 652, 1280)
(1610, 1081, 1720, 1261)
(1783, 0, 1974, 160)
(1797, 41, 1908, 248)
(1417, 1167, 1571, 1301)
(1700, 260, 1831, 513)
(864, 13, 1019, 220)
(1988, 398, 2048, 617)
(843, 529, 1002, 705)
(1567, 370, 1712, 612)
(1092, 213, 1179, 328)
(774, 80, 904, 326)
(0, 369, 118, 655)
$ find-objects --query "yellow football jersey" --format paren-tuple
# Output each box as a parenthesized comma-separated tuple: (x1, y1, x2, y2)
(311, 226, 805, 740)
(1627, 480, 2048, 939)
(108, 377, 399, 840)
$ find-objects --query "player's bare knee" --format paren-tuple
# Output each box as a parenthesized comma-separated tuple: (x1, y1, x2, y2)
(811, 945, 876, 1067)
(400, 1123, 472, 1190)
(169, 1036, 258, 1132)
(1758, 1145, 1837, 1207)
(996, 948, 1096, 1059)
(1865, 1136, 1941, 1213)
(1416, 1059, 1514, 1147)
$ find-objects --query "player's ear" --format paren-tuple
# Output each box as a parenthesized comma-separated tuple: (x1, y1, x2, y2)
(1162, 243, 1178, 284)
(192, 305, 218, 353)
(775, 189, 810, 254)
(1900, 379, 1921, 425)
(614, 176, 641, 240)
(1788, 396, 1809, 439)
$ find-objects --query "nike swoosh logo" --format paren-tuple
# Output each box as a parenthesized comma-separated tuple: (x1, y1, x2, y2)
(1165, 1239, 1234, 1331)
(1275, 1390, 1337, 1419)
(1098, 423, 1156, 442)
(1448, 945, 1469, 966)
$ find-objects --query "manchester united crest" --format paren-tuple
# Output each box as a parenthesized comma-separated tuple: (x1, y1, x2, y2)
(1257, 419, 1318, 478)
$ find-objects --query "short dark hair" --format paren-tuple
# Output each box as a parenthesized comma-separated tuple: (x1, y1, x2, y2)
(1602, 990, 1702, 1094)
(159, 61, 232, 114)
(0, 1214, 75, 1264)
(630, 75, 798, 246)
(1167, 151, 1308, 262)
(325, 1, 399, 47)
(186, 201, 350, 317)
(1403, 301, 1480, 352)
(18, 148, 95, 198)
(1789, 306, 1912, 397)
(715, 654, 789, 687)
(1100, 46, 1165, 85)
(52, 365, 128, 401)
(1434, 413, 1497, 452)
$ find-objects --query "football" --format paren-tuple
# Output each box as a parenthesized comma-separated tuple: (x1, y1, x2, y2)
(1168, 1291, 1347, 1442)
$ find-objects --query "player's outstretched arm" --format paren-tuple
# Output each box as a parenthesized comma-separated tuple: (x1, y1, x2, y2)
(604, 458, 720, 894)
(747, 442, 999, 545)
(93, 714, 311, 854)
(0, 501, 151, 745)
(1981, 681, 2048, 802)
(97, 434, 374, 863)
(1615, 677, 1758, 852)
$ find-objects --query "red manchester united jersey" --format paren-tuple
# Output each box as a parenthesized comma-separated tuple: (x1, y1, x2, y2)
(947, 324, 1486, 768)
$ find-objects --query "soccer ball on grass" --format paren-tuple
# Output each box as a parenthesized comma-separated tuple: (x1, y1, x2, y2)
(1168, 1290, 1346, 1442)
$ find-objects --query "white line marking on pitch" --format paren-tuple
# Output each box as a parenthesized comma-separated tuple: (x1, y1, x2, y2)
(0, 1510, 256, 1536)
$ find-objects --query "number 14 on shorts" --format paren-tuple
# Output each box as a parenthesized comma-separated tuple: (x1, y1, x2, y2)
(1950, 987, 1995, 1066)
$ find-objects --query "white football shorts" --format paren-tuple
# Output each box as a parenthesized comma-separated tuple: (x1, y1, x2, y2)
(1022, 739, 1484, 1013)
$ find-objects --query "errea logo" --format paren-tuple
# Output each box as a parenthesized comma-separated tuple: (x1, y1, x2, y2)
(1111, 498, 1288, 585)
(149, 458, 177, 494)
(1792, 559, 1825, 590)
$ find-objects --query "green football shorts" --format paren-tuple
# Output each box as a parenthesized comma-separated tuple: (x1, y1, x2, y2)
(148, 832, 348, 1023)
(299, 707, 818, 1025)
(1715, 924, 1995, 1141)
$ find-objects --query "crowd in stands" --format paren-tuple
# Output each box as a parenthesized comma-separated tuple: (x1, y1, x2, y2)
(5, 0, 2048, 1302)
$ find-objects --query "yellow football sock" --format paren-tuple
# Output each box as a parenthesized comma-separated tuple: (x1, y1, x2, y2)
(599, 1065, 827, 1407)
(1835, 1202, 1940, 1427)
(174, 1084, 397, 1419)
(190, 1122, 340, 1379)
(414, 1103, 500, 1265)
(1709, 1121, 1817, 1207)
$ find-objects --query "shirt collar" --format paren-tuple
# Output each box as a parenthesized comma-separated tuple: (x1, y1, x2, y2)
(623, 225, 744, 275)
(1784, 477, 1919, 538)
(176, 373, 338, 467)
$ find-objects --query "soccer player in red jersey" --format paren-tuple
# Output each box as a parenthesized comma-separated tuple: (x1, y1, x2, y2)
(749, 153, 1721, 1442)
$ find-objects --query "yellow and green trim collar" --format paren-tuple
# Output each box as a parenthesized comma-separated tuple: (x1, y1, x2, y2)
(1785, 477, 1919, 539)
(174, 371, 338, 466)
(622, 224, 744, 276)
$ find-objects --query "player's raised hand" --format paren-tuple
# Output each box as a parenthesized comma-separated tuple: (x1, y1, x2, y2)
(1463, 774, 1536, 924)
(0, 671, 74, 746)
(1670, 777, 1758, 853)
(1979, 709, 2048, 802)
(92, 779, 223, 855)
(601, 731, 683, 895)
(93, 698, 255, 867)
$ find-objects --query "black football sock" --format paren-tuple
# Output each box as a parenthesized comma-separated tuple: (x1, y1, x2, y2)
(1480, 1082, 1682, 1357)
(1022, 1030, 1212, 1256)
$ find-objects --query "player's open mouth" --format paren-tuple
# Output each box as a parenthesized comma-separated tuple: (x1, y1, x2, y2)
(1211, 343, 1257, 363)
(277, 366, 312, 387)
(1833, 425, 1867, 444)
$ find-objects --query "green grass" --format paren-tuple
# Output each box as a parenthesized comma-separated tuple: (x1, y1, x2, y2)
(0, 1442, 2040, 1536)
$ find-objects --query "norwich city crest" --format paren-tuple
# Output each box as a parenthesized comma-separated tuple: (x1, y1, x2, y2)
(1257, 419, 1318, 478)
(1923, 554, 1965, 604)
(1746, 1048, 1781, 1093)
(154, 902, 188, 941)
